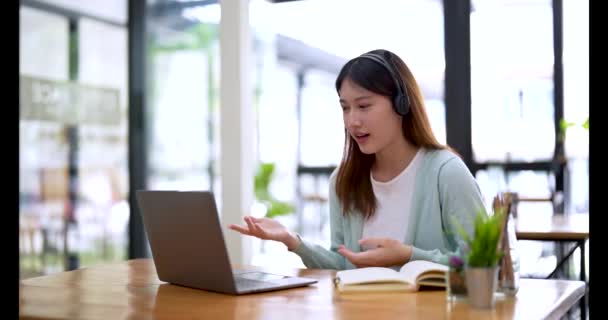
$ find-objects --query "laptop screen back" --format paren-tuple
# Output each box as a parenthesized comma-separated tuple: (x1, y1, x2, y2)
(136, 190, 238, 293)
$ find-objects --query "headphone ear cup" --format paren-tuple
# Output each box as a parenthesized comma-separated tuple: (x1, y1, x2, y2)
(394, 94, 409, 116)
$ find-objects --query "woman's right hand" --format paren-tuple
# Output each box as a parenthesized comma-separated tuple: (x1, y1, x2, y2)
(228, 216, 300, 250)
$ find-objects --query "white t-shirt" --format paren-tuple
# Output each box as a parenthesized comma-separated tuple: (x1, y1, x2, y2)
(361, 149, 424, 251)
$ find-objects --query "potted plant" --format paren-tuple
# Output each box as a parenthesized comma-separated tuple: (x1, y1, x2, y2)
(446, 253, 467, 300)
(454, 208, 506, 309)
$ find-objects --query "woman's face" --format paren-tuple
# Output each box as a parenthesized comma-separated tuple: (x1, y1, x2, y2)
(339, 78, 404, 155)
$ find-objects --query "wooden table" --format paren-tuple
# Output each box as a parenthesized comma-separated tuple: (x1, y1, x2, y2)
(516, 213, 589, 242)
(515, 213, 589, 278)
(20, 259, 586, 319)
(515, 213, 589, 319)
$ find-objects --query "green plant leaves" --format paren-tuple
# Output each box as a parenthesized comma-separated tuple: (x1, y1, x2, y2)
(559, 119, 576, 132)
(451, 208, 505, 268)
(582, 117, 589, 130)
(254, 163, 295, 218)
(254, 163, 275, 202)
(265, 201, 295, 218)
(558, 117, 589, 139)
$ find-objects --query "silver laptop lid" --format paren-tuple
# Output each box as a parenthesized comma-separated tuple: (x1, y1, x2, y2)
(136, 190, 238, 294)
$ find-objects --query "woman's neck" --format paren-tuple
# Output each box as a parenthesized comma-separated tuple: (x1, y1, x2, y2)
(372, 138, 419, 182)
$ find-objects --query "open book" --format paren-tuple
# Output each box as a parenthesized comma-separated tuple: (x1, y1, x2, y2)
(334, 260, 448, 293)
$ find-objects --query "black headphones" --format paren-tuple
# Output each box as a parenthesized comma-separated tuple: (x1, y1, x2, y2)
(358, 52, 410, 116)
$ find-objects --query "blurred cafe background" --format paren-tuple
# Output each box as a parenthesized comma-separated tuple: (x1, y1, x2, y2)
(19, 0, 588, 310)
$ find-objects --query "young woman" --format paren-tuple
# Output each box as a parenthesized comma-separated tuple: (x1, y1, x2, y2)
(229, 49, 485, 270)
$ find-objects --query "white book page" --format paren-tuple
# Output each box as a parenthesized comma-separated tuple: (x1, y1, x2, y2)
(336, 267, 410, 285)
(399, 260, 448, 283)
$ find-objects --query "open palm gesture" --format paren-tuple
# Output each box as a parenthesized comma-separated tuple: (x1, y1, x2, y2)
(228, 216, 290, 242)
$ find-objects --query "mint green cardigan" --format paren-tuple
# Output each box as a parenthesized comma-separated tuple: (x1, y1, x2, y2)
(292, 149, 485, 270)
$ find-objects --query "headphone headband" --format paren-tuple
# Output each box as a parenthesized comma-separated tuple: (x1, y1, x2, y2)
(358, 52, 410, 116)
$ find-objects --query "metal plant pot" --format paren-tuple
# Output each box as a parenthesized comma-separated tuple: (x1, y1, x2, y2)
(465, 266, 498, 309)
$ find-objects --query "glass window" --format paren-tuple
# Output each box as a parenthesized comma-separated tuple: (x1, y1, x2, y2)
(20, 5, 129, 277)
(476, 169, 554, 201)
(256, 61, 299, 203)
(471, 0, 555, 162)
(77, 18, 130, 266)
(146, 2, 220, 193)
(20, 7, 70, 278)
(20, 7, 69, 81)
(36, 0, 127, 24)
(299, 70, 344, 167)
(563, 0, 588, 214)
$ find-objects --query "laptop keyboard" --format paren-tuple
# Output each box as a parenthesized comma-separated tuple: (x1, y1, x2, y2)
(234, 277, 278, 292)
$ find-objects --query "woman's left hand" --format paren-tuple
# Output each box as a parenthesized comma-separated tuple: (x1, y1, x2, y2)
(337, 238, 412, 268)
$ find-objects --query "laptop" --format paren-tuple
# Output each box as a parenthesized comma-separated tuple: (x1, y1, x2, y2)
(136, 190, 318, 295)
